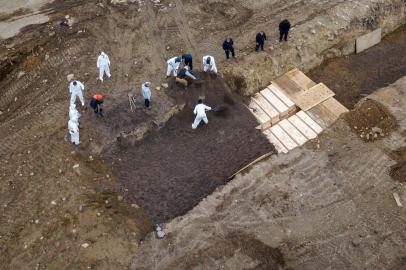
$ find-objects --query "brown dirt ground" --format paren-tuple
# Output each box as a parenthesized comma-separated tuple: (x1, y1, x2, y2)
(108, 73, 274, 223)
(344, 99, 398, 142)
(309, 24, 406, 109)
(389, 146, 406, 183)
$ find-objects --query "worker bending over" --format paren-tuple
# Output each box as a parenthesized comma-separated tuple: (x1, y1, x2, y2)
(176, 66, 196, 87)
(90, 94, 104, 117)
(182, 53, 193, 71)
(166, 57, 182, 77)
(202, 55, 217, 74)
(69, 80, 85, 107)
(141, 82, 152, 108)
(192, 99, 212, 129)
(68, 118, 80, 145)
(97, 51, 111, 82)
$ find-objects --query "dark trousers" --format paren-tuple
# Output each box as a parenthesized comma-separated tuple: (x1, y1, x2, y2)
(185, 59, 193, 70)
(280, 30, 289, 41)
(144, 99, 150, 108)
(225, 48, 235, 59)
(256, 42, 264, 51)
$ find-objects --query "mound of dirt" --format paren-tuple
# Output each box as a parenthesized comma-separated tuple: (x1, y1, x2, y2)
(107, 73, 275, 223)
(344, 99, 397, 142)
(389, 147, 406, 183)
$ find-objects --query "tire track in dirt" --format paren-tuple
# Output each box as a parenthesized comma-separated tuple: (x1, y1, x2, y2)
(145, 1, 167, 67)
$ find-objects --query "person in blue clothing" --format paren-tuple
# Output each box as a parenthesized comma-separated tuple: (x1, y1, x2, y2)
(182, 53, 193, 71)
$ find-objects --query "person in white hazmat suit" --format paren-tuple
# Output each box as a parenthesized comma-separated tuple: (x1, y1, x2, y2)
(166, 57, 182, 77)
(202, 55, 217, 74)
(192, 99, 212, 129)
(141, 82, 152, 108)
(69, 80, 85, 107)
(69, 103, 81, 126)
(68, 118, 80, 145)
(97, 51, 111, 82)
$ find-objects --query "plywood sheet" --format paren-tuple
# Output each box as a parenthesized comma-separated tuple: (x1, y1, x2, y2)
(270, 125, 298, 150)
(263, 129, 288, 154)
(293, 83, 335, 111)
(296, 111, 323, 134)
(252, 94, 279, 124)
(247, 100, 271, 129)
(285, 68, 317, 90)
(279, 119, 308, 146)
(272, 75, 305, 98)
(356, 28, 381, 53)
(260, 89, 289, 116)
(321, 97, 349, 118)
(287, 115, 317, 140)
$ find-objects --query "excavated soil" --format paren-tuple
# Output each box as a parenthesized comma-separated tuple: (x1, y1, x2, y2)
(389, 146, 406, 183)
(344, 99, 398, 142)
(108, 74, 275, 223)
(309, 25, 406, 109)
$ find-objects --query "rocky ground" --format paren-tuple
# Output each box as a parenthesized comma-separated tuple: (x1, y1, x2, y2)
(0, 0, 405, 269)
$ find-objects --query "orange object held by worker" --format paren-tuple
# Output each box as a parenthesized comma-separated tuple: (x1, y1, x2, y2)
(90, 94, 104, 117)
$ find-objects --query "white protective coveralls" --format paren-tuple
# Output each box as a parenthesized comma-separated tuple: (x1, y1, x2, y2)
(69, 80, 85, 106)
(141, 82, 151, 101)
(69, 104, 80, 123)
(68, 118, 80, 145)
(192, 103, 212, 129)
(166, 57, 181, 77)
(202, 55, 217, 74)
(97, 52, 111, 81)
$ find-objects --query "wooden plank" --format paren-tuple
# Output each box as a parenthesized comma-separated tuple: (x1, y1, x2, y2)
(287, 115, 317, 140)
(263, 129, 288, 154)
(270, 124, 298, 150)
(260, 89, 289, 116)
(228, 151, 274, 179)
(247, 101, 271, 130)
(279, 119, 308, 146)
(356, 28, 381, 53)
(293, 83, 335, 111)
(285, 68, 317, 90)
(321, 97, 349, 118)
(252, 94, 279, 124)
(296, 110, 323, 134)
(267, 84, 296, 112)
(307, 104, 337, 128)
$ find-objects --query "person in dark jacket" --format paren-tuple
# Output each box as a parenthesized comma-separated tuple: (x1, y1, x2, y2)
(222, 37, 235, 59)
(255, 31, 267, 51)
(89, 94, 104, 117)
(182, 53, 193, 71)
(279, 19, 291, 42)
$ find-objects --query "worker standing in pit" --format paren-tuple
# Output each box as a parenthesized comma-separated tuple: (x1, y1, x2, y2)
(69, 80, 85, 107)
(166, 57, 182, 77)
(255, 31, 267, 51)
(68, 117, 80, 145)
(192, 99, 212, 129)
(182, 53, 193, 71)
(202, 55, 217, 74)
(89, 94, 104, 117)
(176, 66, 197, 88)
(141, 81, 152, 108)
(97, 51, 111, 82)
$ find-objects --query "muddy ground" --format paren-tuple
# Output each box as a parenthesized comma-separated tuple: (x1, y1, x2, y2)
(109, 74, 274, 223)
(0, 0, 405, 269)
(309, 24, 406, 108)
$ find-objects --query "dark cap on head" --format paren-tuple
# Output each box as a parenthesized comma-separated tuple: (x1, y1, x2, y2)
(198, 99, 203, 104)
(206, 57, 211, 65)
(73, 81, 77, 86)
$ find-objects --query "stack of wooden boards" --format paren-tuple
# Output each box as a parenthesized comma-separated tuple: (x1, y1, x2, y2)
(248, 68, 349, 154)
